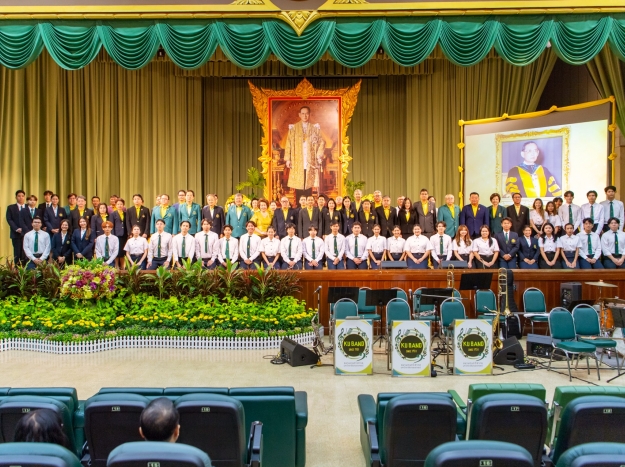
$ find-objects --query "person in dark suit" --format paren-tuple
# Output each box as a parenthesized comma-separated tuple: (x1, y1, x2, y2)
(111, 198, 128, 269)
(358, 200, 377, 238)
(6, 190, 26, 265)
(202, 193, 225, 236)
(459, 192, 489, 239)
(19, 195, 41, 235)
(506, 192, 530, 237)
(125, 194, 151, 239)
(37, 190, 53, 214)
(69, 196, 94, 231)
(495, 217, 519, 269)
(91, 203, 110, 239)
(488, 193, 507, 235)
(51, 219, 72, 266)
(71, 217, 95, 261)
(321, 198, 342, 238)
(297, 195, 322, 239)
(272, 196, 298, 239)
(398, 197, 417, 239)
(415, 189, 437, 238)
(341, 196, 356, 237)
(44, 194, 68, 236)
(376, 195, 397, 238)
(518, 225, 540, 269)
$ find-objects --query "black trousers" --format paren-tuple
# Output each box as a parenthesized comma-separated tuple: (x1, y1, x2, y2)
(11, 237, 23, 265)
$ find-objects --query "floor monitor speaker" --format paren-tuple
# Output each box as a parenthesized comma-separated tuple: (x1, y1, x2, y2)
(280, 338, 319, 367)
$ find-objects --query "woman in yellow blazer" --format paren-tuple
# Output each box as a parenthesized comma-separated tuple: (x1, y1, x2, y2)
(251, 199, 273, 238)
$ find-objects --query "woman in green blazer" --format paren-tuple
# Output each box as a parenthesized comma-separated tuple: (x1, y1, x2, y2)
(488, 193, 507, 235)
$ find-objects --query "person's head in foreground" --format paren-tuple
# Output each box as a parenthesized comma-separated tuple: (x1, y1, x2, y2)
(14, 408, 69, 448)
(139, 397, 180, 443)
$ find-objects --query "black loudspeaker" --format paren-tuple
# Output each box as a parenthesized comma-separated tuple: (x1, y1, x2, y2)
(493, 336, 525, 365)
(560, 282, 582, 308)
(280, 338, 319, 367)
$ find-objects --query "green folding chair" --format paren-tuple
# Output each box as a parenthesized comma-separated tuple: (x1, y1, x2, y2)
(385, 297, 412, 370)
(524, 287, 548, 334)
(440, 297, 466, 369)
(572, 304, 619, 375)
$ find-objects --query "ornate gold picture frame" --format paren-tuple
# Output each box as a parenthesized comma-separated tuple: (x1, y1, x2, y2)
(249, 78, 361, 204)
(495, 127, 570, 199)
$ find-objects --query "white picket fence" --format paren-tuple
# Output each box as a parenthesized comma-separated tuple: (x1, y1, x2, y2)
(0, 332, 316, 354)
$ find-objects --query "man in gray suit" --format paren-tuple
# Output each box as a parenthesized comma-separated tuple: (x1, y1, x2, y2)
(415, 188, 437, 238)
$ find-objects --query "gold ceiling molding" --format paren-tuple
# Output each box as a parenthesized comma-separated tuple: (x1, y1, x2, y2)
(278, 10, 321, 35)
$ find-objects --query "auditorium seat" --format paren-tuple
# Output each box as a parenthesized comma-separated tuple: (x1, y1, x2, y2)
(97, 388, 164, 397)
(424, 440, 534, 467)
(555, 442, 625, 467)
(548, 386, 625, 448)
(466, 394, 548, 467)
(163, 388, 229, 397)
(107, 441, 212, 467)
(175, 394, 262, 467)
(83, 393, 149, 467)
(358, 393, 462, 467)
(0, 395, 78, 454)
(229, 387, 307, 467)
(550, 396, 625, 465)
(0, 442, 82, 467)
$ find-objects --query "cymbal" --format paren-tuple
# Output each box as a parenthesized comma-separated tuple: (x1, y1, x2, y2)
(585, 281, 618, 288)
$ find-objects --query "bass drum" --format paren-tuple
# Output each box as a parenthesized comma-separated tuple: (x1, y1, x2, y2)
(614, 328, 625, 357)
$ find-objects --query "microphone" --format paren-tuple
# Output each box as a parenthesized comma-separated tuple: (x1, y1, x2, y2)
(314, 286, 322, 293)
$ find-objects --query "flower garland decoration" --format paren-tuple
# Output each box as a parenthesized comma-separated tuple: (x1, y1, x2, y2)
(60, 262, 116, 300)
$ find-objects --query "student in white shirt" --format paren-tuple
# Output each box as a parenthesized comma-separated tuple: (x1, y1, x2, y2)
(94, 221, 119, 266)
(538, 222, 561, 269)
(430, 221, 452, 268)
(472, 225, 499, 269)
(367, 224, 387, 269)
(581, 190, 605, 233)
(387, 225, 406, 262)
(239, 221, 262, 270)
(218, 225, 239, 267)
(558, 190, 582, 233)
(147, 219, 173, 270)
(529, 198, 547, 238)
(280, 223, 302, 270)
(303, 226, 325, 270)
(260, 225, 281, 269)
(345, 222, 369, 269)
(172, 220, 197, 268)
(404, 224, 431, 269)
(195, 219, 219, 269)
(558, 223, 580, 269)
(601, 217, 625, 269)
(324, 221, 345, 269)
(579, 218, 603, 269)
(124, 225, 149, 270)
(452, 225, 473, 268)
(601, 185, 624, 233)
(23, 217, 50, 269)
(545, 201, 562, 238)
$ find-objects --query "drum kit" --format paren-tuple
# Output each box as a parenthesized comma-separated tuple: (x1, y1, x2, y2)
(583, 281, 625, 357)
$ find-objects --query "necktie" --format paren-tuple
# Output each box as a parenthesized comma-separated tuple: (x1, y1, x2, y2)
(588, 234, 593, 256)
(288, 238, 292, 258)
(157, 235, 162, 257)
(105, 237, 109, 258)
(355, 236, 358, 257)
(591, 205, 594, 222)
(312, 239, 316, 258)
(505, 232, 509, 244)
(30, 208, 34, 218)
(439, 236, 443, 255)
(181, 237, 186, 258)
(225, 240, 230, 260)
(247, 236, 251, 257)
(34, 231, 39, 253)
(615, 233, 620, 255)
(334, 236, 338, 256)
(569, 205, 573, 224)
(204, 234, 208, 253)
(610, 201, 614, 219)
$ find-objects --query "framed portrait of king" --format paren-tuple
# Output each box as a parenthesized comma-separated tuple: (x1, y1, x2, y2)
(249, 79, 361, 205)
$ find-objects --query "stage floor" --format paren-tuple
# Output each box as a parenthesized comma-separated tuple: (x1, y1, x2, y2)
(1, 339, 623, 467)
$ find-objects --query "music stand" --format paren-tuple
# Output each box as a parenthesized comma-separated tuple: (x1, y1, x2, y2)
(365, 289, 398, 307)
(608, 307, 625, 383)
(459, 272, 494, 291)
(327, 287, 360, 304)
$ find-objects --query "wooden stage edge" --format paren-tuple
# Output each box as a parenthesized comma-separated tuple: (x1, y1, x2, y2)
(291, 270, 625, 331)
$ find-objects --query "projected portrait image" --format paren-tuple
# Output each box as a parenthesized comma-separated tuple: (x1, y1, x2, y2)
(497, 127, 569, 200)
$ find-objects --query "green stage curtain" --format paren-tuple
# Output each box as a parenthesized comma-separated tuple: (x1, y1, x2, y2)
(0, 16, 624, 70)
(586, 45, 625, 134)
(0, 48, 556, 258)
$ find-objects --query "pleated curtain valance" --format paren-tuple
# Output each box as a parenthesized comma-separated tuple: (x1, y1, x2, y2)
(1, 15, 625, 71)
